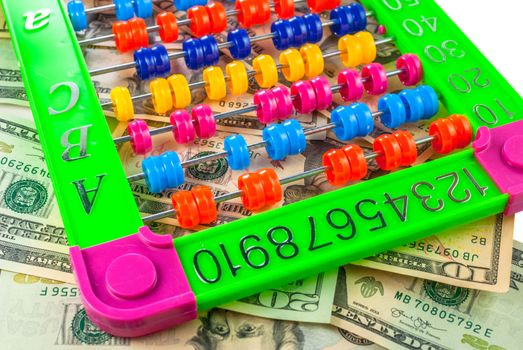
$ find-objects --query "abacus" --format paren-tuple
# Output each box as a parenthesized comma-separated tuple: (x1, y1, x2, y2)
(2, 0, 522, 339)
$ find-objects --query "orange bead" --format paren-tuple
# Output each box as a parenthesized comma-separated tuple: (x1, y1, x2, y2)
(373, 134, 403, 170)
(257, 168, 282, 206)
(192, 186, 217, 224)
(157, 12, 179, 43)
(448, 114, 472, 148)
(207, 2, 227, 34)
(128, 18, 148, 49)
(274, 0, 295, 19)
(236, 0, 257, 28)
(253, 0, 271, 25)
(341, 144, 368, 180)
(187, 5, 211, 37)
(112, 21, 133, 52)
(323, 148, 351, 186)
(429, 118, 458, 154)
(238, 172, 267, 211)
(172, 190, 200, 228)
(392, 130, 417, 166)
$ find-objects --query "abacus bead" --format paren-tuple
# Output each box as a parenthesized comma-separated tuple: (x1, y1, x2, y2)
(226, 61, 249, 95)
(271, 19, 294, 50)
(331, 106, 359, 141)
(152, 45, 171, 77)
(362, 63, 388, 95)
(342, 144, 368, 180)
(238, 172, 267, 211)
(110, 87, 134, 121)
(143, 155, 168, 194)
(397, 54, 423, 86)
(235, 0, 257, 28)
(355, 31, 376, 64)
(338, 34, 363, 67)
(174, 0, 198, 11)
(377, 94, 407, 128)
(129, 18, 149, 51)
(300, 44, 324, 78)
(150, 78, 173, 114)
(187, 6, 211, 37)
(170, 110, 196, 144)
(291, 80, 317, 114)
(338, 69, 364, 102)
(309, 0, 340, 13)
(349, 3, 368, 32)
(68, 0, 87, 31)
(271, 86, 293, 121)
(183, 38, 205, 70)
(133, 0, 153, 18)
(134, 47, 156, 80)
(253, 90, 278, 124)
(429, 118, 458, 154)
(253, 0, 271, 26)
(203, 66, 227, 100)
(330, 6, 354, 37)
(304, 14, 323, 43)
(162, 151, 185, 189)
(224, 134, 251, 170)
(252, 55, 279, 88)
(113, 21, 133, 52)
(323, 148, 351, 186)
(114, 0, 134, 21)
(393, 130, 417, 166)
(288, 16, 308, 47)
(227, 29, 252, 60)
(282, 119, 307, 155)
(448, 114, 472, 148)
(274, 0, 294, 19)
(257, 168, 283, 206)
(207, 2, 227, 34)
(399, 88, 425, 122)
(279, 49, 305, 82)
(172, 190, 200, 228)
(168, 74, 192, 109)
(192, 104, 216, 139)
(351, 102, 374, 136)
(128, 119, 152, 155)
(414, 85, 439, 118)
(263, 123, 291, 160)
(192, 186, 217, 224)
(310, 76, 333, 111)
(157, 12, 179, 43)
(373, 134, 403, 170)
(200, 35, 220, 66)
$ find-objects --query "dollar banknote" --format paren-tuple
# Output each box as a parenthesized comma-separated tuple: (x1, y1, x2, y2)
(331, 240, 523, 350)
(0, 269, 383, 350)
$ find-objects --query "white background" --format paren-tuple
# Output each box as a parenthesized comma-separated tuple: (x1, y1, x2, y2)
(435, 0, 523, 241)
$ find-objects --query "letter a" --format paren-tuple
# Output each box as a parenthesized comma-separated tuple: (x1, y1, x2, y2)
(72, 175, 105, 215)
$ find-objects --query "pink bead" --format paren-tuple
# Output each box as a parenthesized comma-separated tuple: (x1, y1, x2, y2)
(377, 25, 387, 35)
(170, 110, 196, 144)
(310, 76, 333, 110)
(128, 119, 152, 155)
(253, 89, 278, 123)
(271, 86, 293, 121)
(362, 63, 388, 95)
(338, 68, 364, 102)
(396, 54, 423, 86)
(291, 80, 317, 114)
(191, 104, 216, 139)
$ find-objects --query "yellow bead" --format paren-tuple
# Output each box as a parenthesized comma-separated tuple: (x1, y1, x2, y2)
(338, 34, 363, 67)
(203, 66, 227, 100)
(252, 54, 278, 88)
(279, 48, 305, 82)
(299, 44, 324, 79)
(226, 60, 248, 95)
(110, 86, 134, 122)
(150, 78, 173, 115)
(355, 31, 376, 64)
(167, 74, 192, 109)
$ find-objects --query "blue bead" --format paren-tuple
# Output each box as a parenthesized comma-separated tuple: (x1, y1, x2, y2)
(173, 0, 190, 11)
(288, 16, 308, 47)
(271, 19, 294, 50)
(134, 47, 156, 80)
(151, 45, 170, 77)
(143, 155, 168, 194)
(304, 14, 323, 43)
(282, 119, 306, 155)
(133, 0, 153, 18)
(414, 85, 439, 119)
(331, 106, 359, 141)
(263, 124, 291, 161)
(224, 135, 250, 170)
(378, 94, 407, 128)
(227, 29, 251, 59)
(399, 89, 425, 122)
(68, 0, 87, 31)
(183, 38, 205, 70)
(351, 103, 374, 136)
(114, 0, 134, 21)
(193, 0, 208, 5)
(200, 35, 220, 66)
(161, 151, 185, 189)
(348, 3, 367, 32)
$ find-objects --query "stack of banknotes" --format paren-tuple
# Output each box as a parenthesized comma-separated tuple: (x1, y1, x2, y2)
(0, 1, 520, 349)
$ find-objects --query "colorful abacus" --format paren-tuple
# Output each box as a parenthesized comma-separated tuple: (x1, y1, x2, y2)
(3, 0, 522, 340)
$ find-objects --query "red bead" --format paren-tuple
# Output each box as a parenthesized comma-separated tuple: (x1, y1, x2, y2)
(448, 114, 472, 148)
(253, 0, 271, 26)
(236, 0, 257, 28)
(157, 12, 179, 43)
(323, 148, 351, 186)
(192, 186, 217, 224)
(373, 134, 403, 170)
(207, 2, 227, 34)
(429, 118, 458, 154)
(341, 144, 368, 180)
(392, 130, 417, 166)
(113, 21, 132, 52)
(308, 0, 340, 13)
(172, 190, 200, 228)
(128, 18, 148, 49)
(274, 0, 294, 19)
(187, 5, 212, 37)
(238, 172, 267, 211)
(257, 168, 282, 206)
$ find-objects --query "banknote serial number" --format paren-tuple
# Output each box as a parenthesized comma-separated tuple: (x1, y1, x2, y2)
(40, 286, 78, 297)
(192, 168, 489, 284)
(403, 242, 478, 262)
(0, 156, 50, 178)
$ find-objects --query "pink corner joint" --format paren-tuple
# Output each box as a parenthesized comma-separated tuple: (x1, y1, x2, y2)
(473, 120, 523, 216)
(70, 226, 197, 337)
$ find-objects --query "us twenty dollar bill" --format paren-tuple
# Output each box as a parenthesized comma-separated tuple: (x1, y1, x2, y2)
(331, 240, 523, 350)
